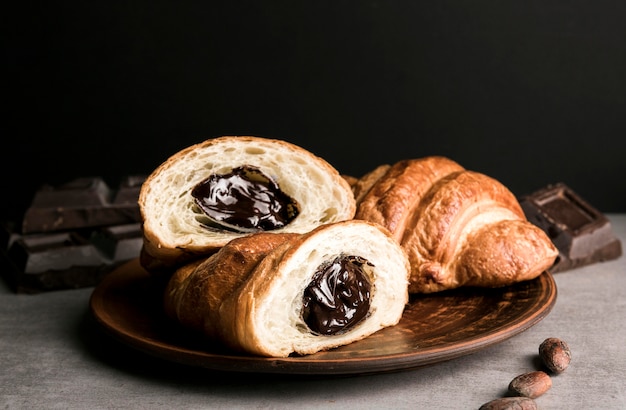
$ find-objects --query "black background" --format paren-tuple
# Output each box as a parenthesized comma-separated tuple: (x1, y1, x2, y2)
(4, 1, 626, 223)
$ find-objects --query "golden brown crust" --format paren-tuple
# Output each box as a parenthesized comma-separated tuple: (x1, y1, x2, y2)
(341, 174, 359, 188)
(349, 164, 391, 204)
(164, 220, 410, 357)
(355, 157, 464, 241)
(216, 237, 296, 351)
(164, 232, 297, 339)
(454, 219, 558, 288)
(401, 170, 524, 265)
(354, 156, 558, 293)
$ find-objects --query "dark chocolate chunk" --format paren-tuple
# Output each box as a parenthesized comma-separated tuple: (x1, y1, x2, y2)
(21, 176, 146, 234)
(1, 176, 146, 293)
(520, 183, 622, 273)
(113, 175, 146, 205)
(90, 223, 143, 262)
(1, 223, 143, 293)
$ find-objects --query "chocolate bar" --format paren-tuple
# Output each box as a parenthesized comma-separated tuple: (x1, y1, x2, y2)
(0, 176, 146, 293)
(21, 176, 145, 234)
(2, 223, 143, 293)
(520, 183, 622, 273)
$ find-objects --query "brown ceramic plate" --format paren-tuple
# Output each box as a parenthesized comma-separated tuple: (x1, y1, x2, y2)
(90, 259, 557, 375)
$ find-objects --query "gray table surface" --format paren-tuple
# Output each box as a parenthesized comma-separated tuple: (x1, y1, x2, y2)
(2, 215, 625, 410)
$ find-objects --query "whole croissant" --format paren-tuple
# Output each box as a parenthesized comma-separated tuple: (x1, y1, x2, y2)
(164, 220, 410, 357)
(352, 156, 559, 293)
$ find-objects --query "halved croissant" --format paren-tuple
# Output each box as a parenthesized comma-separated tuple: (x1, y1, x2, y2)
(139, 136, 356, 273)
(353, 156, 558, 293)
(163, 220, 410, 357)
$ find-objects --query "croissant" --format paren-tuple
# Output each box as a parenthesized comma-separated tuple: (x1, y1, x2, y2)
(353, 156, 559, 293)
(163, 220, 410, 357)
(139, 136, 356, 273)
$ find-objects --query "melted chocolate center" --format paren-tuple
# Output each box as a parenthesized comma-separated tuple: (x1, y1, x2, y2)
(191, 166, 300, 232)
(302, 255, 373, 336)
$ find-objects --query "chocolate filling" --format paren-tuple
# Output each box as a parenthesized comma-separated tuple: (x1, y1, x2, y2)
(302, 255, 373, 336)
(191, 166, 300, 232)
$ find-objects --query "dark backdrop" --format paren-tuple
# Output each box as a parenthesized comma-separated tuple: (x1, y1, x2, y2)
(4, 1, 626, 223)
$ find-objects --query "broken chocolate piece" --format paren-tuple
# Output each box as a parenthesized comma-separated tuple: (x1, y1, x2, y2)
(1, 176, 146, 293)
(520, 183, 622, 273)
(21, 176, 145, 234)
(2, 223, 143, 293)
(90, 223, 143, 262)
(113, 176, 147, 205)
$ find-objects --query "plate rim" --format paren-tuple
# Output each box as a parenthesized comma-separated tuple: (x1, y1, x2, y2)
(90, 259, 557, 375)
